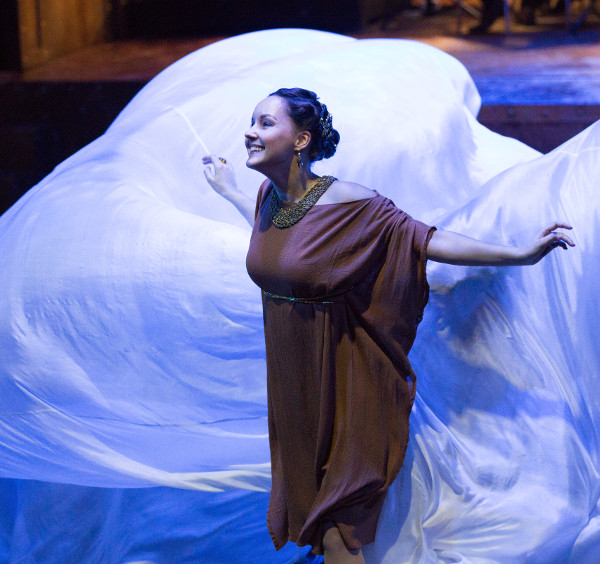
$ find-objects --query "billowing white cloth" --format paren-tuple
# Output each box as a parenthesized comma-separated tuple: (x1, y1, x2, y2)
(0, 28, 597, 562)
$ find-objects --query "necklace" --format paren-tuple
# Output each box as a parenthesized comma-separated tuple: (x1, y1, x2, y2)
(270, 176, 337, 228)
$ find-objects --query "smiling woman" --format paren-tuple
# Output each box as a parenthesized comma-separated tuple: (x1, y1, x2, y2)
(201, 86, 573, 563)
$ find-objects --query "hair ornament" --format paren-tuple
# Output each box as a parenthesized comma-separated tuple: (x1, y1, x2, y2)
(319, 107, 336, 151)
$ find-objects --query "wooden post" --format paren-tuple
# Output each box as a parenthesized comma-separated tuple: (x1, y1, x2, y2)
(0, 0, 108, 71)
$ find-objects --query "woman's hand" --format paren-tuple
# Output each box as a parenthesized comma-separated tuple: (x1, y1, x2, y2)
(201, 155, 255, 226)
(202, 155, 238, 198)
(517, 222, 575, 265)
(427, 223, 575, 266)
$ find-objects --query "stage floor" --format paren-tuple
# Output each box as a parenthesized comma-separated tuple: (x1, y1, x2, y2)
(361, 5, 600, 105)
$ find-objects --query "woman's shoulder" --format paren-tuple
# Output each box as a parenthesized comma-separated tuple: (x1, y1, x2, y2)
(316, 179, 377, 205)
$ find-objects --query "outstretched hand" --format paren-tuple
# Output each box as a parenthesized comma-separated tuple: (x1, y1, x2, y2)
(202, 154, 238, 197)
(520, 222, 575, 265)
(201, 154, 255, 226)
(427, 223, 575, 267)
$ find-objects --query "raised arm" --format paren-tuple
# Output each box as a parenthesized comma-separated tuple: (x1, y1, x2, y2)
(202, 155, 255, 226)
(427, 223, 575, 266)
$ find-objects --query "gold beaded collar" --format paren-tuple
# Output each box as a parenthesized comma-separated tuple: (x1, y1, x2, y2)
(269, 176, 337, 229)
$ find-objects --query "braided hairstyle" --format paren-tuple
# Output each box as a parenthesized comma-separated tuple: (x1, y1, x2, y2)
(269, 88, 340, 163)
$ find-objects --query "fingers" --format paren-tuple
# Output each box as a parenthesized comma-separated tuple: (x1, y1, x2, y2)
(201, 154, 237, 197)
(538, 222, 571, 237)
(550, 231, 575, 248)
(547, 222, 573, 231)
(202, 154, 229, 167)
(203, 166, 214, 182)
(539, 222, 575, 248)
(202, 155, 230, 187)
(536, 232, 574, 262)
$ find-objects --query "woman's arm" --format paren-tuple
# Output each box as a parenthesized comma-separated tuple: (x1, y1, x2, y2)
(202, 155, 255, 226)
(427, 223, 575, 266)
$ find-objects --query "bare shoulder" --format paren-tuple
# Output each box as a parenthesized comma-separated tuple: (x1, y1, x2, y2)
(316, 179, 377, 205)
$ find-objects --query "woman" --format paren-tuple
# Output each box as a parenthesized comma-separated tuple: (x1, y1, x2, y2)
(202, 87, 574, 563)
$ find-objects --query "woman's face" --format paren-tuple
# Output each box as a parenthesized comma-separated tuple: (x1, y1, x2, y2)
(245, 96, 304, 174)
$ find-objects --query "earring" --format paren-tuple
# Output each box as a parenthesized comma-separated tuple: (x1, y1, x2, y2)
(297, 151, 303, 168)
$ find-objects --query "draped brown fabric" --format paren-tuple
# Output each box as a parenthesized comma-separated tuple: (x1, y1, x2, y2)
(246, 180, 435, 554)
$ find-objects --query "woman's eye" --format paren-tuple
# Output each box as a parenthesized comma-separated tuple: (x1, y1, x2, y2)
(262, 120, 273, 127)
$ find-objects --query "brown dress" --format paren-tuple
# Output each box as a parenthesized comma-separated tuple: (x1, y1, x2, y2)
(246, 180, 435, 555)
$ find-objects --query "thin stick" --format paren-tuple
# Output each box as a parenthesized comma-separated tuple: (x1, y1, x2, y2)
(169, 105, 211, 155)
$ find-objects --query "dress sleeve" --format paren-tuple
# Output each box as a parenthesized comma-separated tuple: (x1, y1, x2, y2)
(344, 198, 436, 370)
(376, 203, 436, 340)
(411, 219, 437, 321)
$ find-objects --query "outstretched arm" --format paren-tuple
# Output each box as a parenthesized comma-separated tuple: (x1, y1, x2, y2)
(202, 155, 255, 226)
(427, 222, 575, 266)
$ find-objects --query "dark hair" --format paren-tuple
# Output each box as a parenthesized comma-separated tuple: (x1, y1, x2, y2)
(269, 87, 340, 163)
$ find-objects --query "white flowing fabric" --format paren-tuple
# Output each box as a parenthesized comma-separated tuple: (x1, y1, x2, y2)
(0, 29, 597, 562)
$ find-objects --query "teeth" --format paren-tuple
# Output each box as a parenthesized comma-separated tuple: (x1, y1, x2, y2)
(249, 146, 263, 153)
